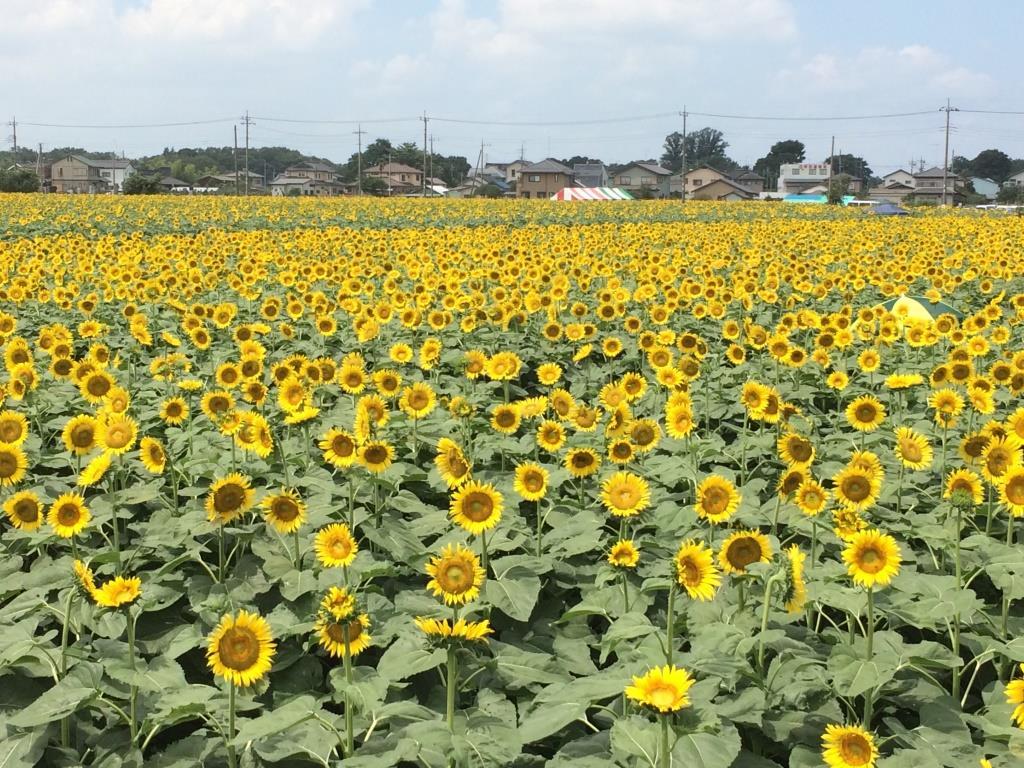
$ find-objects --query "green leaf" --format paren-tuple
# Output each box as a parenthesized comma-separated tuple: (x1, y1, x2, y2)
(7, 677, 97, 728)
(492, 643, 568, 688)
(519, 701, 586, 744)
(610, 716, 660, 766)
(671, 724, 742, 768)
(376, 637, 446, 682)
(232, 694, 322, 748)
(483, 570, 540, 622)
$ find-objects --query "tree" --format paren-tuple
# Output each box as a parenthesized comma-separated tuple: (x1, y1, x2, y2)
(827, 173, 851, 205)
(122, 174, 163, 195)
(360, 177, 388, 196)
(950, 155, 971, 175)
(996, 185, 1024, 204)
(661, 132, 685, 172)
(475, 183, 504, 198)
(394, 142, 421, 169)
(826, 154, 874, 183)
(0, 169, 40, 192)
(971, 149, 1012, 183)
(754, 140, 805, 187)
(684, 127, 735, 170)
(561, 155, 603, 168)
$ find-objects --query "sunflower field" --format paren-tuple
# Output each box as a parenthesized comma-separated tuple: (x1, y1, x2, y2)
(2, 194, 1024, 768)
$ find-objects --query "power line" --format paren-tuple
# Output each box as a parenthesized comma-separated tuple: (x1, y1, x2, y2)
(688, 109, 936, 122)
(253, 116, 415, 125)
(19, 118, 235, 128)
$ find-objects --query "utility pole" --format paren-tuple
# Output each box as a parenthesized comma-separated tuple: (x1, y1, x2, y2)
(420, 111, 429, 196)
(679, 106, 688, 202)
(241, 111, 253, 195)
(828, 135, 835, 190)
(471, 142, 485, 197)
(387, 151, 392, 196)
(353, 124, 365, 196)
(8, 116, 16, 154)
(36, 143, 42, 191)
(941, 99, 959, 206)
(233, 125, 239, 196)
(428, 134, 434, 189)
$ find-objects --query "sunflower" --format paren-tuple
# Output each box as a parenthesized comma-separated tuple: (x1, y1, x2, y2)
(491, 404, 522, 435)
(665, 404, 694, 439)
(846, 395, 886, 432)
(783, 545, 807, 613)
(0, 410, 28, 445)
(426, 544, 486, 605)
(320, 586, 356, 620)
(565, 448, 601, 478)
(514, 462, 549, 501)
(842, 529, 902, 589)
(435, 438, 472, 489)
(206, 610, 276, 687)
(833, 506, 866, 541)
(450, 481, 503, 535)
(607, 438, 635, 465)
(982, 437, 1021, 484)
(959, 432, 990, 466)
(740, 380, 771, 416)
(320, 428, 358, 469)
(624, 665, 695, 713)
(607, 539, 640, 568)
(92, 576, 142, 609)
(893, 427, 933, 471)
(359, 441, 394, 473)
(159, 396, 189, 425)
(0, 442, 28, 486)
(205, 473, 256, 524)
(674, 539, 721, 601)
(414, 617, 493, 643)
(795, 479, 828, 516)
(832, 466, 880, 511)
(1000, 466, 1024, 517)
(628, 419, 661, 453)
(944, 468, 984, 505)
(537, 363, 562, 386)
(778, 431, 815, 466)
(93, 405, 134, 450)
(48, 493, 91, 538)
(78, 451, 112, 487)
(139, 437, 166, 474)
(821, 723, 878, 768)
(372, 368, 402, 398)
(201, 390, 236, 421)
(718, 529, 772, 575)
(884, 373, 924, 390)
(1007, 663, 1024, 727)
(62, 414, 98, 456)
(826, 371, 850, 391)
(262, 489, 306, 534)
(3, 490, 42, 531)
(79, 370, 115, 404)
(694, 475, 741, 524)
(314, 523, 358, 568)
(600, 471, 650, 517)
(400, 382, 437, 419)
(72, 559, 97, 596)
(316, 613, 372, 657)
(536, 420, 566, 452)
(929, 388, 964, 424)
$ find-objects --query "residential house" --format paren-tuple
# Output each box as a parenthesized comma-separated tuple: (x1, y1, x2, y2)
(868, 182, 915, 204)
(282, 160, 340, 183)
(51, 155, 107, 194)
(689, 177, 756, 201)
(669, 166, 762, 198)
(517, 158, 574, 199)
(910, 166, 965, 204)
(363, 162, 423, 193)
(612, 162, 673, 197)
(158, 176, 191, 193)
(194, 171, 266, 193)
(271, 159, 344, 196)
(778, 163, 831, 195)
(94, 159, 135, 192)
(881, 169, 915, 188)
(447, 177, 512, 198)
(1003, 170, 1024, 188)
(573, 163, 609, 188)
(733, 170, 765, 194)
(484, 160, 529, 185)
(6, 161, 50, 191)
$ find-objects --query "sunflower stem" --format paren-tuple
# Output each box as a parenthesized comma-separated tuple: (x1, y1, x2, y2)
(110, 470, 121, 568)
(218, 522, 226, 583)
(446, 644, 458, 731)
(895, 463, 905, 518)
(621, 571, 630, 613)
(659, 715, 671, 768)
(770, 494, 782, 538)
(227, 681, 236, 768)
(665, 583, 676, 666)
(293, 528, 302, 570)
(535, 500, 543, 558)
(59, 588, 75, 748)
(127, 609, 138, 745)
(343, 633, 355, 756)
(863, 586, 876, 725)
(757, 572, 782, 674)
(480, 529, 489, 574)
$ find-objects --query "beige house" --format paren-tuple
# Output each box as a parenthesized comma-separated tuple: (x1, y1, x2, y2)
(51, 155, 107, 194)
(881, 169, 915, 188)
(1003, 170, 1024, 188)
(689, 177, 756, 201)
(485, 160, 529, 184)
(869, 183, 915, 203)
(911, 166, 966, 204)
(282, 160, 340, 183)
(364, 162, 423, 192)
(517, 158, 574, 199)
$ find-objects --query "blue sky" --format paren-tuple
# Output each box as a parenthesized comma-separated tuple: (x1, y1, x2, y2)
(2, 0, 1022, 174)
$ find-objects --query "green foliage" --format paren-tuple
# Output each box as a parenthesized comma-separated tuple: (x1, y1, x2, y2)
(0, 168, 40, 192)
(122, 174, 163, 195)
(754, 140, 805, 185)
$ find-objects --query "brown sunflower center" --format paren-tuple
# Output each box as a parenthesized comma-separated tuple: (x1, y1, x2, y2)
(439, 562, 470, 592)
(0, 421, 22, 443)
(0, 451, 19, 478)
(209, 396, 230, 413)
(408, 391, 430, 410)
(105, 425, 132, 449)
(678, 559, 701, 587)
(13, 499, 38, 522)
(726, 538, 762, 570)
(632, 425, 655, 445)
(271, 498, 300, 522)
(463, 493, 494, 522)
(218, 627, 260, 671)
(57, 503, 81, 526)
(854, 404, 877, 423)
(71, 425, 95, 448)
(1006, 477, 1024, 506)
(328, 536, 352, 559)
(214, 483, 246, 513)
(900, 439, 923, 463)
(496, 410, 516, 427)
(326, 620, 364, 644)
(332, 435, 355, 457)
(988, 449, 1011, 476)
(363, 446, 387, 465)
(523, 471, 544, 493)
(702, 487, 729, 515)
(166, 402, 183, 418)
(572, 453, 594, 470)
(86, 376, 111, 397)
(839, 734, 872, 765)
(858, 547, 884, 573)
(648, 684, 676, 709)
(842, 475, 871, 502)
(788, 438, 813, 463)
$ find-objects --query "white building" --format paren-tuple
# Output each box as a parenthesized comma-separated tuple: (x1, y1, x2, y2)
(94, 159, 135, 193)
(778, 163, 831, 195)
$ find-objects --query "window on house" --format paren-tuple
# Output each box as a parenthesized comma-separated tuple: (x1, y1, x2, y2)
(528, 174, 541, 182)
(620, 176, 631, 185)
(641, 176, 655, 185)
(521, 191, 530, 199)
(693, 179, 703, 187)
(791, 169, 801, 175)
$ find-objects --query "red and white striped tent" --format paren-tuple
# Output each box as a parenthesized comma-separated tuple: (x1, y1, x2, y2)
(550, 187, 635, 201)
